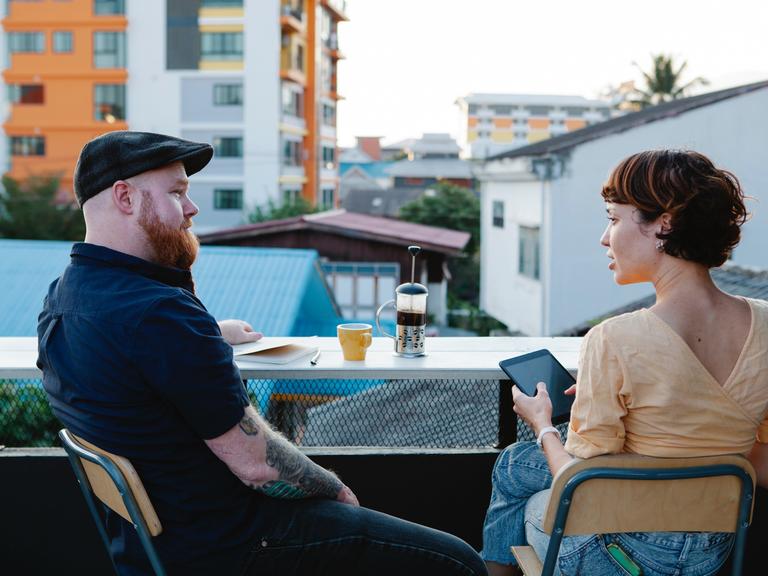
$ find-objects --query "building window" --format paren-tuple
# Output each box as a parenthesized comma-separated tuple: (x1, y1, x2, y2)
(492, 200, 504, 228)
(322, 103, 335, 126)
(52, 31, 73, 53)
(213, 137, 243, 158)
(213, 84, 243, 106)
(94, 0, 125, 14)
(8, 84, 44, 105)
(201, 32, 243, 61)
(281, 85, 303, 118)
(282, 140, 302, 167)
(214, 188, 243, 210)
(93, 31, 126, 68)
(10, 136, 45, 156)
(491, 105, 512, 115)
(94, 84, 125, 121)
(8, 32, 45, 53)
(201, 0, 243, 6)
(322, 146, 335, 169)
(283, 188, 301, 204)
(321, 188, 335, 209)
(519, 225, 540, 280)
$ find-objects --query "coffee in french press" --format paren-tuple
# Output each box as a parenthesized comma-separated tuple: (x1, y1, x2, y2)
(375, 245, 428, 357)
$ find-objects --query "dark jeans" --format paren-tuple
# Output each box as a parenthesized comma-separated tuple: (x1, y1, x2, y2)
(238, 498, 487, 576)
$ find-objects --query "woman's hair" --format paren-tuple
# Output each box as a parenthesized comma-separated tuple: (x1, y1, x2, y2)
(601, 150, 748, 267)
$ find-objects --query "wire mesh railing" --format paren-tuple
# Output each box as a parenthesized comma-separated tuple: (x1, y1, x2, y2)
(1, 377, 567, 449)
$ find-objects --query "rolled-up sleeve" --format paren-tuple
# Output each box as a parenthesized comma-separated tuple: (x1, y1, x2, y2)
(564, 324, 627, 458)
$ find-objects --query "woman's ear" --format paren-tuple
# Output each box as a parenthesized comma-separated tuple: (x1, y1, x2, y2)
(659, 212, 672, 234)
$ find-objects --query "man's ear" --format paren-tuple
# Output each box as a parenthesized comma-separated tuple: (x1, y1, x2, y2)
(112, 181, 135, 215)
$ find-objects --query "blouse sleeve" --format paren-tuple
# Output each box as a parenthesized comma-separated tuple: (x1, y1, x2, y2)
(757, 417, 768, 443)
(564, 323, 628, 458)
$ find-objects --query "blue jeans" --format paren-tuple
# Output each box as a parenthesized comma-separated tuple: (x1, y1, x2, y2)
(238, 496, 487, 576)
(482, 442, 734, 576)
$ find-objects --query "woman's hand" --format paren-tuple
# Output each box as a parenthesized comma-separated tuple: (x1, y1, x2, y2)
(218, 319, 263, 345)
(512, 382, 554, 435)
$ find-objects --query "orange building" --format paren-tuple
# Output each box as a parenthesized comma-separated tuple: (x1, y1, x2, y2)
(2, 0, 127, 201)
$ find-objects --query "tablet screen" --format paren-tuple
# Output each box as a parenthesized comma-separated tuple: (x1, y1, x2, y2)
(499, 349, 575, 424)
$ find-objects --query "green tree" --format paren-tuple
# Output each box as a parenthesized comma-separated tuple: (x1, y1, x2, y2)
(399, 182, 479, 254)
(632, 54, 709, 108)
(248, 196, 318, 223)
(0, 175, 85, 240)
(399, 182, 480, 304)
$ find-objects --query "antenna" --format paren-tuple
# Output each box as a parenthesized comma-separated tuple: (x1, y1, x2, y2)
(408, 245, 421, 284)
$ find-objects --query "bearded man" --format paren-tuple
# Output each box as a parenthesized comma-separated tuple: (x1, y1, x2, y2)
(37, 131, 486, 576)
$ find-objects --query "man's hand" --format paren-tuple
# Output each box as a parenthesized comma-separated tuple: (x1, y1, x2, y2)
(337, 484, 360, 507)
(218, 319, 263, 345)
(512, 382, 554, 436)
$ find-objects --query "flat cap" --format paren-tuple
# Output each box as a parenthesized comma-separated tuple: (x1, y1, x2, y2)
(73, 131, 214, 207)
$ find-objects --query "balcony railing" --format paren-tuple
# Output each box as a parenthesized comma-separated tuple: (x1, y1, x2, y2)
(0, 336, 580, 449)
(1, 335, 764, 575)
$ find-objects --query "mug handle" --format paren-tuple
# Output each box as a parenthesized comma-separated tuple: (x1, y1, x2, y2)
(362, 333, 372, 348)
(375, 299, 396, 339)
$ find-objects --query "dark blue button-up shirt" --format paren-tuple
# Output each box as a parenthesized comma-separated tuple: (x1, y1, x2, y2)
(38, 243, 256, 575)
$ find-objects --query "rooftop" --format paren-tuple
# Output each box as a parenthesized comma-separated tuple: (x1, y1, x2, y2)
(198, 209, 471, 255)
(489, 79, 768, 161)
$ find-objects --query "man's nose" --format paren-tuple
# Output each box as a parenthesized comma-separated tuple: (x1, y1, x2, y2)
(184, 197, 199, 218)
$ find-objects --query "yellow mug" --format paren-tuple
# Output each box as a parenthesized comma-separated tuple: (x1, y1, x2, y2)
(337, 323, 373, 361)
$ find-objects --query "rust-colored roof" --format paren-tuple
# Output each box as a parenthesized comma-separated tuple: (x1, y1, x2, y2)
(198, 210, 470, 255)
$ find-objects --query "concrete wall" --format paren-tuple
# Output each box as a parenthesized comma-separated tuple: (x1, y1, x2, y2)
(480, 174, 543, 335)
(1, 448, 496, 574)
(181, 77, 244, 124)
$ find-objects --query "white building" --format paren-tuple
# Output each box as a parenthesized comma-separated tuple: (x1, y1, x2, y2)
(127, 0, 347, 234)
(477, 81, 768, 336)
(456, 93, 614, 160)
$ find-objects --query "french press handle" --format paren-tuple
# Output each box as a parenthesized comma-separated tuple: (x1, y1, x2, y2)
(375, 299, 396, 339)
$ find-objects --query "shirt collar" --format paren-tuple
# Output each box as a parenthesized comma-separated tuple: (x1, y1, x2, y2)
(70, 242, 195, 292)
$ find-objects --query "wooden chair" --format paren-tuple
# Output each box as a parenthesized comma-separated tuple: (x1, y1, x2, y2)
(511, 453, 756, 576)
(59, 428, 166, 576)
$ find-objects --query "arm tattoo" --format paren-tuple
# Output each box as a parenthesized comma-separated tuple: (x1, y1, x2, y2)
(239, 413, 260, 436)
(260, 432, 343, 500)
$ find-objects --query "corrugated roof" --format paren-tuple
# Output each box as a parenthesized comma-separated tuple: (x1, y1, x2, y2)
(489, 80, 768, 161)
(198, 209, 471, 255)
(0, 239, 341, 337)
(342, 187, 424, 217)
(385, 158, 473, 179)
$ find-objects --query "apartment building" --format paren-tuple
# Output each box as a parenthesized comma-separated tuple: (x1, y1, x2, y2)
(1, 0, 127, 198)
(1, 0, 348, 232)
(456, 93, 613, 160)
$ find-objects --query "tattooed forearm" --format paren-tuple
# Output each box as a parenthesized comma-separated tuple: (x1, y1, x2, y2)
(239, 413, 260, 436)
(262, 432, 343, 499)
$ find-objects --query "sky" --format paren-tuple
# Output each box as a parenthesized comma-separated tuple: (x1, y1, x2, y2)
(335, 0, 768, 148)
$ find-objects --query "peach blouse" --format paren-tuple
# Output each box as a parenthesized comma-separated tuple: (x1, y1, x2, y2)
(564, 298, 768, 459)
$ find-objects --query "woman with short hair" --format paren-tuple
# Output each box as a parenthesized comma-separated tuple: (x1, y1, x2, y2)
(482, 150, 768, 576)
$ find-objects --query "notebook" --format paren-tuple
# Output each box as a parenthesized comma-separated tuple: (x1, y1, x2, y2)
(231, 337, 318, 365)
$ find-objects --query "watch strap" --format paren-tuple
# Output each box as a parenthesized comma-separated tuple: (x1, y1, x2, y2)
(536, 425, 561, 448)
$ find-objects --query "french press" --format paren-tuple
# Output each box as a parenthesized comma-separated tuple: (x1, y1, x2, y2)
(375, 245, 428, 357)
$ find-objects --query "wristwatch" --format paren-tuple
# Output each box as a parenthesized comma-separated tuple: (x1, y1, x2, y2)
(536, 426, 561, 448)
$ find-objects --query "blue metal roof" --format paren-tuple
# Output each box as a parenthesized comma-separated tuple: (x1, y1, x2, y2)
(0, 240, 342, 337)
(339, 161, 394, 180)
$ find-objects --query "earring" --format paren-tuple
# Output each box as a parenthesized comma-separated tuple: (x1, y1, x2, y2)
(655, 239, 665, 253)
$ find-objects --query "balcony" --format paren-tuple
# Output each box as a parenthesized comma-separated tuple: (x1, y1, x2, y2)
(1, 335, 765, 574)
(281, 4, 305, 34)
(321, 0, 349, 22)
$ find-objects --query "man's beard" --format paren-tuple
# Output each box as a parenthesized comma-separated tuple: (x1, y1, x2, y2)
(138, 191, 199, 270)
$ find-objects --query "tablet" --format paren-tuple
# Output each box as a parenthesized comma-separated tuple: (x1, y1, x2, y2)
(499, 349, 575, 424)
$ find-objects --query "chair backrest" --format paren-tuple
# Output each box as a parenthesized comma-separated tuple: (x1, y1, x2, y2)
(543, 453, 756, 536)
(59, 428, 166, 576)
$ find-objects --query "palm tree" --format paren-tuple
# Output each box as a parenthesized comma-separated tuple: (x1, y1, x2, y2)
(632, 54, 709, 108)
